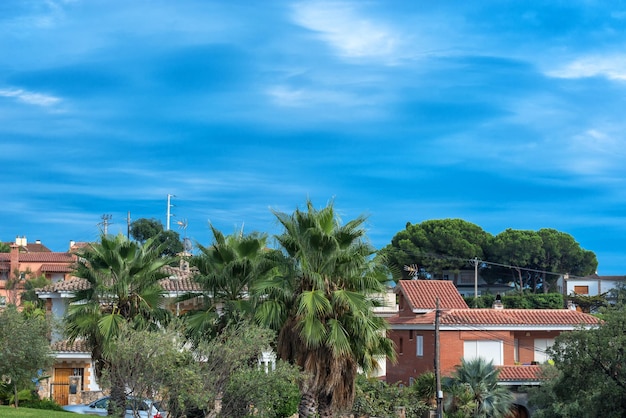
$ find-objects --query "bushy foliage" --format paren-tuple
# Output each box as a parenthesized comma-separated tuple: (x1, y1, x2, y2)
(20, 398, 64, 411)
(528, 308, 624, 417)
(351, 375, 429, 418)
(221, 361, 301, 418)
(464, 292, 563, 309)
(443, 358, 514, 418)
(0, 306, 52, 408)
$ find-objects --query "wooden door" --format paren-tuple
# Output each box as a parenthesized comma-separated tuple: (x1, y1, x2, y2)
(52, 368, 72, 405)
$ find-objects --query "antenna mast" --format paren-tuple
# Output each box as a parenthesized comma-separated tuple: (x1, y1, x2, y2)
(166, 194, 176, 230)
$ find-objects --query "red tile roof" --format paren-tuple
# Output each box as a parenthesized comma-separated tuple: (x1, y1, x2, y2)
(39, 277, 92, 293)
(387, 308, 599, 327)
(497, 365, 543, 382)
(51, 339, 90, 353)
(442, 309, 599, 326)
(0, 252, 74, 263)
(37, 265, 201, 293)
(40, 264, 73, 273)
(398, 280, 469, 310)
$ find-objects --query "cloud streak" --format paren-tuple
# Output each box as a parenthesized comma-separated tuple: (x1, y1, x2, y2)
(0, 88, 61, 106)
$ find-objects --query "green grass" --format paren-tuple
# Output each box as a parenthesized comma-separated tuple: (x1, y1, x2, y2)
(0, 405, 73, 417)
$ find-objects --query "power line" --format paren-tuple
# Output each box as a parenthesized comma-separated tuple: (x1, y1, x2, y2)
(396, 249, 587, 279)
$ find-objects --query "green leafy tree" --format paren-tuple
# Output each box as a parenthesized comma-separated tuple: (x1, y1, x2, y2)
(443, 358, 514, 418)
(130, 217, 184, 257)
(535, 228, 597, 292)
(184, 225, 282, 343)
(20, 274, 51, 309)
(380, 219, 492, 280)
(254, 200, 396, 417)
(65, 234, 174, 415)
(483, 229, 544, 293)
(351, 374, 429, 418)
(528, 309, 622, 417)
(0, 242, 9, 253)
(192, 320, 281, 417)
(221, 361, 302, 418)
(0, 306, 53, 408)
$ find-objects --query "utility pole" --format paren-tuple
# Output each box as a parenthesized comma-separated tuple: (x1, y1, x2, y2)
(471, 257, 479, 304)
(127, 211, 131, 239)
(435, 298, 443, 418)
(166, 194, 176, 230)
(99, 214, 112, 235)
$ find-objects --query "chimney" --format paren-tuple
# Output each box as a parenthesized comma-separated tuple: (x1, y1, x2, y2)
(69, 240, 75, 251)
(35, 239, 41, 245)
(180, 258, 189, 272)
(492, 293, 504, 310)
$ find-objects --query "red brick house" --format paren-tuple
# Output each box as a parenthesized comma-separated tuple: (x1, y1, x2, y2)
(386, 280, 599, 385)
(0, 237, 75, 306)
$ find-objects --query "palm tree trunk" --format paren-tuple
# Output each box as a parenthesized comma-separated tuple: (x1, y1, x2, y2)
(317, 392, 334, 418)
(298, 386, 318, 418)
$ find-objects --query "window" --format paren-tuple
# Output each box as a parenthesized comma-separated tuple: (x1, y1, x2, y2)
(0, 296, 5, 308)
(463, 340, 503, 365)
(409, 330, 414, 341)
(534, 338, 555, 363)
(399, 337, 404, 355)
(416, 335, 424, 357)
(574, 285, 589, 295)
(73, 368, 84, 390)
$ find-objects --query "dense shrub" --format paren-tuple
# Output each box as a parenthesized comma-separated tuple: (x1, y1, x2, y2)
(464, 293, 563, 309)
(21, 398, 65, 411)
(352, 374, 430, 418)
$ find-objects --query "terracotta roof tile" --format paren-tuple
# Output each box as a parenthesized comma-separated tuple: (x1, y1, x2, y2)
(497, 365, 543, 382)
(19, 253, 75, 263)
(398, 280, 469, 310)
(37, 265, 202, 293)
(39, 277, 91, 293)
(160, 265, 201, 292)
(51, 339, 90, 353)
(0, 252, 75, 263)
(40, 264, 73, 273)
(387, 308, 599, 327)
(441, 309, 599, 326)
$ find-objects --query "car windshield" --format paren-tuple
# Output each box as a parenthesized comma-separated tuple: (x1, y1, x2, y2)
(126, 399, 149, 411)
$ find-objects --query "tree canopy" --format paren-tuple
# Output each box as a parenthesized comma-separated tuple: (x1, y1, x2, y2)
(254, 200, 395, 417)
(381, 219, 597, 293)
(130, 217, 184, 257)
(529, 309, 620, 417)
(0, 305, 52, 408)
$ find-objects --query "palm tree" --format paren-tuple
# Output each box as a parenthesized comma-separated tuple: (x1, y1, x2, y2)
(254, 200, 395, 418)
(65, 234, 174, 414)
(184, 225, 282, 344)
(443, 358, 514, 418)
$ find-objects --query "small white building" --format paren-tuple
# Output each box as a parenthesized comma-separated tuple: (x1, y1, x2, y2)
(557, 273, 626, 297)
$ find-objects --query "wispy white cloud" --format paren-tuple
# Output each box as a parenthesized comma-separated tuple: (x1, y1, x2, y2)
(291, 1, 400, 60)
(266, 85, 360, 107)
(547, 55, 626, 81)
(0, 88, 61, 106)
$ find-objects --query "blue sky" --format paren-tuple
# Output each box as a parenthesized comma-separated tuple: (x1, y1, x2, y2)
(2, 1, 625, 274)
